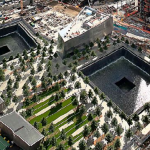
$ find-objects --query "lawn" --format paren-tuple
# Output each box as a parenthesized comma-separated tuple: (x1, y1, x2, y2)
(30, 96, 75, 126)
(33, 89, 68, 114)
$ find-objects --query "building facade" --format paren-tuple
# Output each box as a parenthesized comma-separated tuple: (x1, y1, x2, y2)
(0, 111, 44, 150)
(57, 6, 113, 58)
(0, 97, 5, 113)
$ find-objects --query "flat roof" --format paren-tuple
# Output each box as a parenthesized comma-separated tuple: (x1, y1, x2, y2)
(0, 111, 44, 146)
(59, 6, 110, 42)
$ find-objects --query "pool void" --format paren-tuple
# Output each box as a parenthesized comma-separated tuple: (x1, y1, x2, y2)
(0, 46, 10, 55)
(115, 77, 135, 92)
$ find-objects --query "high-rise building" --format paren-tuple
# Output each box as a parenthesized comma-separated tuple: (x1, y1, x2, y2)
(138, 0, 150, 22)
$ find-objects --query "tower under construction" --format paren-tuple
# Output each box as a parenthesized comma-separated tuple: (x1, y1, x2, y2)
(138, 0, 150, 22)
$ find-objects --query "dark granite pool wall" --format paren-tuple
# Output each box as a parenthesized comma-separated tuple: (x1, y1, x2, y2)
(81, 47, 150, 77)
(80, 47, 150, 116)
(0, 24, 36, 48)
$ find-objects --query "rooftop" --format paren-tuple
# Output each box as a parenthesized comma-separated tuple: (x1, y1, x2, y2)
(0, 111, 44, 146)
(59, 6, 110, 42)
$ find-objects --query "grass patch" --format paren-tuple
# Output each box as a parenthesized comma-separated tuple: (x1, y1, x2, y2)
(30, 97, 75, 127)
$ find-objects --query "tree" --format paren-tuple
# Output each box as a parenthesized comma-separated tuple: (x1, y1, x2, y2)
(41, 117, 47, 126)
(53, 75, 57, 82)
(91, 51, 96, 57)
(10, 65, 14, 70)
(101, 123, 109, 134)
(56, 144, 65, 150)
(105, 133, 113, 143)
(74, 81, 81, 89)
(127, 117, 133, 127)
(43, 138, 50, 149)
(60, 90, 65, 98)
(79, 105, 86, 116)
(16, 74, 21, 82)
(91, 120, 98, 132)
(100, 93, 105, 100)
(114, 139, 121, 149)
(138, 47, 142, 53)
(41, 80, 47, 89)
(40, 57, 45, 64)
(63, 60, 67, 66)
(117, 38, 120, 43)
(55, 93, 60, 102)
(91, 96, 98, 107)
(80, 90, 88, 104)
(12, 95, 18, 103)
(88, 89, 93, 99)
(131, 43, 136, 48)
(125, 39, 129, 44)
(37, 144, 46, 150)
(64, 71, 69, 78)
(72, 97, 79, 106)
(107, 100, 113, 109)
(54, 52, 58, 58)
(68, 136, 73, 147)
(84, 77, 90, 86)
(37, 43, 41, 49)
(55, 63, 60, 71)
(5, 98, 10, 106)
(142, 115, 150, 125)
(41, 129, 47, 136)
(60, 129, 66, 140)
(58, 73, 63, 80)
(95, 106, 102, 117)
(31, 78, 37, 87)
(125, 129, 133, 139)
(119, 112, 127, 121)
(32, 94, 39, 103)
(111, 117, 118, 127)
(71, 74, 76, 82)
(34, 121, 39, 129)
(135, 122, 142, 131)
(95, 142, 103, 150)
(144, 102, 150, 112)
(78, 71, 84, 78)
(89, 41, 94, 48)
(114, 106, 119, 115)
(3, 61, 7, 69)
(115, 125, 123, 136)
(104, 44, 108, 50)
(113, 41, 116, 46)
(23, 89, 30, 97)
(14, 81, 19, 89)
(88, 113, 93, 121)
(94, 87, 99, 95)
(13, 69, 18, 76)
(47, 60, 52, 67)
(94, 130, 100, 138)
(7, 85, 12, 92)
(38, 64, 43, 72)
(78, 140, 87, 150)
(51, 137, 57, 146)
(7, 78, 13, 86)
(106, 110, 113, 119)
(83, 125, 90, 138)
(7, 89, 12, 98)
